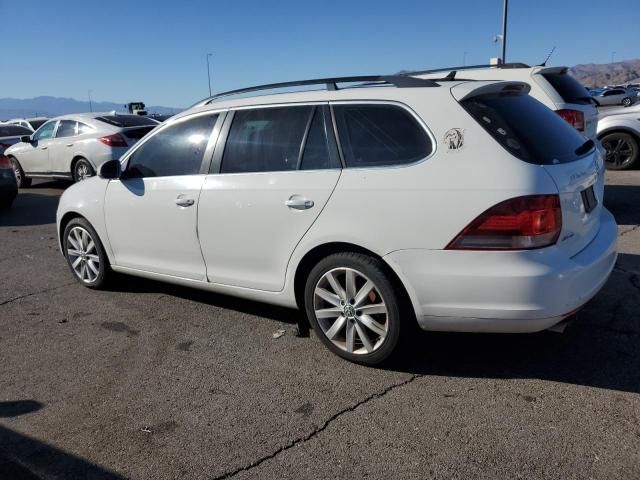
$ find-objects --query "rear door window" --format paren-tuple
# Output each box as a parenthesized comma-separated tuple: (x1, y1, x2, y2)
(462, 93, 590, 165)
(125, 114, 218, 178)
(55, 120, 77, 138)
(542, 73, 592, 105)
(221, 106, 312, 173)
(332, 104, 432, 168)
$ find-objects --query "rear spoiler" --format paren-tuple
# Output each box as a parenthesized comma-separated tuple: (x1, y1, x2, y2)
(451, 81, 531, 102)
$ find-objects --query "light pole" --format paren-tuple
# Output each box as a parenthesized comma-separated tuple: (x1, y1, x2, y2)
(206, 53, 213, 96)
(87, 89, 93, 112)
(463, 51, 469, 66)
(611, 51, 616, 63)
(500, 0, 509, 64)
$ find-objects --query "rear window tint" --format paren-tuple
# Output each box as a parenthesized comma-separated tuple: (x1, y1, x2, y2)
(333, 104, 432, 168)
(462, 93, 591, 165)
(542, 73, 592, 105)
(0, 125, 32, 136)
(96, 115, 159, 128)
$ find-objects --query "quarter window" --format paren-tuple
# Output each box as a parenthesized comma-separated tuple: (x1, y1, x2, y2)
(333, 104, 432, 167)
(77, 122, 93, 135)
(221, 106, 313, 173)
(56, 120, 77, 138)
(124, 114, 218, 178)
(32, 121, 57, 141)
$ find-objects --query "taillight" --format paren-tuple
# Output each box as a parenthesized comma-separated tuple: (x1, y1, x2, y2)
(0, 155, 11, 167)
(446, 195, 562, 250)
(98, 133, 128, 148)
(556, 109, 585, 131)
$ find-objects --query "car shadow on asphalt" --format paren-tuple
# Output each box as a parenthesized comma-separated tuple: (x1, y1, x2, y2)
(0, 400, 125, 479)
(0, 180, 68, 227)
(604, 184, 640, 226)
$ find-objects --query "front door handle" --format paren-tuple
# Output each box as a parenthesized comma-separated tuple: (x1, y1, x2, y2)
(285, 195, 314, 210)
(175, 196, 195, 207)
(40, 146, 48, 150)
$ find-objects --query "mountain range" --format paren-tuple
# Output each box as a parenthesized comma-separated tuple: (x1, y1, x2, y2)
(0, 96, 181, 121)
(569, 59, 640, 88)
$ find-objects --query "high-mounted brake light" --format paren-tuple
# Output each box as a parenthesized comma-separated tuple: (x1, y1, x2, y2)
(446, 195, 562, 250)
(556, 109, 584, 131)
(98, 133, 128, 148)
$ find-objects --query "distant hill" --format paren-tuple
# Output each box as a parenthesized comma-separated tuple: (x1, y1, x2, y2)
(0, 96, 182, 121)
(569, 59, 640, 88)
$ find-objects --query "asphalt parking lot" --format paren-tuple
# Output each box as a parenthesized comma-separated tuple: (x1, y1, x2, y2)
(1, 173, 639, 480)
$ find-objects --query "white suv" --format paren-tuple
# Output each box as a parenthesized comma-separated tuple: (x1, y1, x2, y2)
(56, 75, 617, 365)
(411, 63, 600, 140)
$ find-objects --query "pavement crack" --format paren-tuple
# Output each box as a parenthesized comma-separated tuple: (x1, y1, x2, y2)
(0, 281, 76, 307)
(620, 224, 640, 237)
(212, 374, 421, 480)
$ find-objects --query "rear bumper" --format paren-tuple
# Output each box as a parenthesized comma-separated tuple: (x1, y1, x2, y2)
(384, 208, 617, 333)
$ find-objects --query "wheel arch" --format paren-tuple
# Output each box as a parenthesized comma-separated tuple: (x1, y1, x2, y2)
(292, 242, 417, 324)
(597, 127, 640, 142)
(58, 211, 114, 264)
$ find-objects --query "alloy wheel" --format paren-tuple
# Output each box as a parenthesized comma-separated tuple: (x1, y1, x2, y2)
(602, 136, 635, 168)
(66, 226, 101, 283)
(313, 267, 389, 355)
(76, 162, 92, 181)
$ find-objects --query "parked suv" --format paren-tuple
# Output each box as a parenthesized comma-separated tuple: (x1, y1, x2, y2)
(408, 63, 599, 140)
(56, 75, 617, 365)
(5, 113, 159, 187)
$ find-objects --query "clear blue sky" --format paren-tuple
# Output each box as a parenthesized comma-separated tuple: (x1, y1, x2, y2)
(3, 0, 639, 107)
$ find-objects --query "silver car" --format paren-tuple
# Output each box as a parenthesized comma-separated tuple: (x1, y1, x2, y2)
(591, 88, 637, 107)
(4, 117, 49, 132)
(4, 113, 159, 187)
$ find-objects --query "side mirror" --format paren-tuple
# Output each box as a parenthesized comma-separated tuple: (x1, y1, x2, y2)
(98, 159, 122, 179)
(20, 135, 31, 143)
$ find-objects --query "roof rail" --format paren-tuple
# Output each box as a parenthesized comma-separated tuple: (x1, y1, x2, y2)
(198, 75, 440, 105)
(401, 62, 531, 77)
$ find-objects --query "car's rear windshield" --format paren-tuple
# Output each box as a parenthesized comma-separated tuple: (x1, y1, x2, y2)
(95, 115, 158, 128)
(461, 93, 592, 165)
(542, 73, 592, 105)
(0, 125, 32, 137)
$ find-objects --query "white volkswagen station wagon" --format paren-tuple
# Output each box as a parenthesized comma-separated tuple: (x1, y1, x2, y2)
(56, 75, 617, 365)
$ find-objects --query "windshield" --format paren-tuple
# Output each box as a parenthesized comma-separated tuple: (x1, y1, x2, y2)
(95, 115, 159, 128)
(462, 93, 592, 165)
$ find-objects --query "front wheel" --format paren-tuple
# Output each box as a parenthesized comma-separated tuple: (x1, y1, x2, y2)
(622, 97, 632, 107)
(63, 217, 110, 288)
(304, 252, 403, 366)
(10, 157, 32, 188)
(601, 132, 639, 170)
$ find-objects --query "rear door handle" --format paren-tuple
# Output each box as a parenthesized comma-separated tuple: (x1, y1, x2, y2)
(40, 146, 48, 150)
(175, 196, 195, 207)
(66, 143, 74, 147)
(285, 195, 314, 210)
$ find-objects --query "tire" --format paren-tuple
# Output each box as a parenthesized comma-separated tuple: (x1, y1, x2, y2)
(600, 132, 639, 170)
(73, 158, 95, 182)
(304, 252, 404, 366)
(622, 97, 632, 107)
(63, 217, 111, 289)
(10, 157, 32, 188)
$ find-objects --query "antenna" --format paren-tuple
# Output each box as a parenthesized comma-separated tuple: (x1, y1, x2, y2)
(540, 46, 556, 67)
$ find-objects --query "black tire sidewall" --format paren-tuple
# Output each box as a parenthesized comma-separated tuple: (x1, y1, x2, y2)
(602, 132, 639, 170)
(10, 157, 31, 188)
(63, 218, 109, 288)
(304, 252, 402, 366)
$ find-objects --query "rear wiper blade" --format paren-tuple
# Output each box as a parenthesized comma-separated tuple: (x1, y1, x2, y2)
(575, 139, 595, 156)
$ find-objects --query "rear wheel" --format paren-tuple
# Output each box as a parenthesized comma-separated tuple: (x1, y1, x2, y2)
(73, 158, 95, 182)
(601, 132, 638, 170)
(10, 157, 32, 188)
(304, 252, 403, 366)
(622, 97, 632, 107)
(63, 217, 110, 288)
